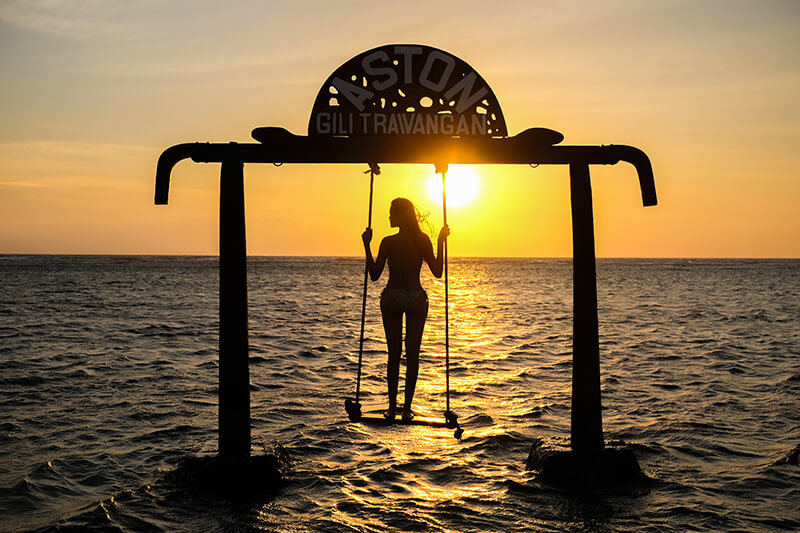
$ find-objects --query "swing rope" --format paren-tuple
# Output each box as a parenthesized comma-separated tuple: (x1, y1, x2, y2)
(346, 163, 379, 421)
(356, 162, 380, 402)
(436, 164, 460, 438)
(440, 166, 451, 415)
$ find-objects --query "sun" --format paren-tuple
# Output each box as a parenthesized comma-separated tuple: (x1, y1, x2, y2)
(427, 165, 481, 208)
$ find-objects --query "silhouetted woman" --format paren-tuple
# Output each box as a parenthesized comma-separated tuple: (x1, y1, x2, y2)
(362, 197, 449, 421)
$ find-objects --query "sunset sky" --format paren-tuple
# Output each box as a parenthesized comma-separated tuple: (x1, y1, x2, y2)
(1, 0, 798, 257)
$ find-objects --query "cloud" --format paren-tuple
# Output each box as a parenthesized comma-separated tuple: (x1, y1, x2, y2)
(0, 180, 47, 188)
(0, 0, 129, 39)
(0, 141, 156, 188)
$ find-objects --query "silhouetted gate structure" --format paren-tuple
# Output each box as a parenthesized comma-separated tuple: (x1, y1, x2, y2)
(154, 44, 657, 460)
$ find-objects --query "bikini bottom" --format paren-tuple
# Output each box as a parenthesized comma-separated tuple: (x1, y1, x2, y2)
(380, 288, 428, 314)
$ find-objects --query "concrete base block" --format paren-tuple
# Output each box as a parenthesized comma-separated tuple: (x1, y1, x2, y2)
(168, 441, 291, 500)
(526, 437, 647, 489)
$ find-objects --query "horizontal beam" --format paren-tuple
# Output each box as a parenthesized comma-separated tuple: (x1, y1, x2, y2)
(155, 127, 656, 207)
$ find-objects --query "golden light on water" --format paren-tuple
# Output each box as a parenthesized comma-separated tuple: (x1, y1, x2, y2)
(427, 165, 481, 208)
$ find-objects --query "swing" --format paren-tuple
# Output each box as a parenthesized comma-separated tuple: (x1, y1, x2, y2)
(344, 163, 463, 439)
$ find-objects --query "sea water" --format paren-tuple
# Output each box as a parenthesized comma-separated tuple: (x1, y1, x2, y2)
(1, 256, 798, 532)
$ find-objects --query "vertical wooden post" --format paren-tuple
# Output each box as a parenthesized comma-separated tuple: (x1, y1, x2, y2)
(218, 158, 250, 458)
(569, 162, 604, 451)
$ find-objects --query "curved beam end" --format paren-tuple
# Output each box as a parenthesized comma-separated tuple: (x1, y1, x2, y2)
(155, 144, 195, 205)
(609, 145, 657, 207)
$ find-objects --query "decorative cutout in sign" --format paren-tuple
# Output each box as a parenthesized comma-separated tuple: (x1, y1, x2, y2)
(308, 44, 507, 138)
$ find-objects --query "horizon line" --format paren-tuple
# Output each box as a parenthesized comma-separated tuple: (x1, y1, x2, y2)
(2, 253, 799, 261)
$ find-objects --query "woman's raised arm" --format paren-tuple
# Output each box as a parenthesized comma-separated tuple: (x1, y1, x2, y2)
(363, 229, 388, 281)
(426, 225, 449, 278)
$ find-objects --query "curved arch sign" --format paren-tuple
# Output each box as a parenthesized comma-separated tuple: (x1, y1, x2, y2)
(308, 44, 507, 138)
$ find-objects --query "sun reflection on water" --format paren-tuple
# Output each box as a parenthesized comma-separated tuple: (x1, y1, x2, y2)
(252, 258, 578, 531)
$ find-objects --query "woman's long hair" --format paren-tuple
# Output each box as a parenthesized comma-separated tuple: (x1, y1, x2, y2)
(391, 198, 430, 254)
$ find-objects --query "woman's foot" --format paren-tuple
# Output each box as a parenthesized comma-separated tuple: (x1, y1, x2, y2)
(384, 407, 396, 420)
(401, 409, 414, 422)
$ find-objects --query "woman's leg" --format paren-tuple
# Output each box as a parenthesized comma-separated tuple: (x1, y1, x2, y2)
(402, 294, 428, 419)
(380, 291, 403, 418)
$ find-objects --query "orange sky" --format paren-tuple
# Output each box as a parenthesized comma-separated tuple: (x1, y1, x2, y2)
(1, 1, 798, 257)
